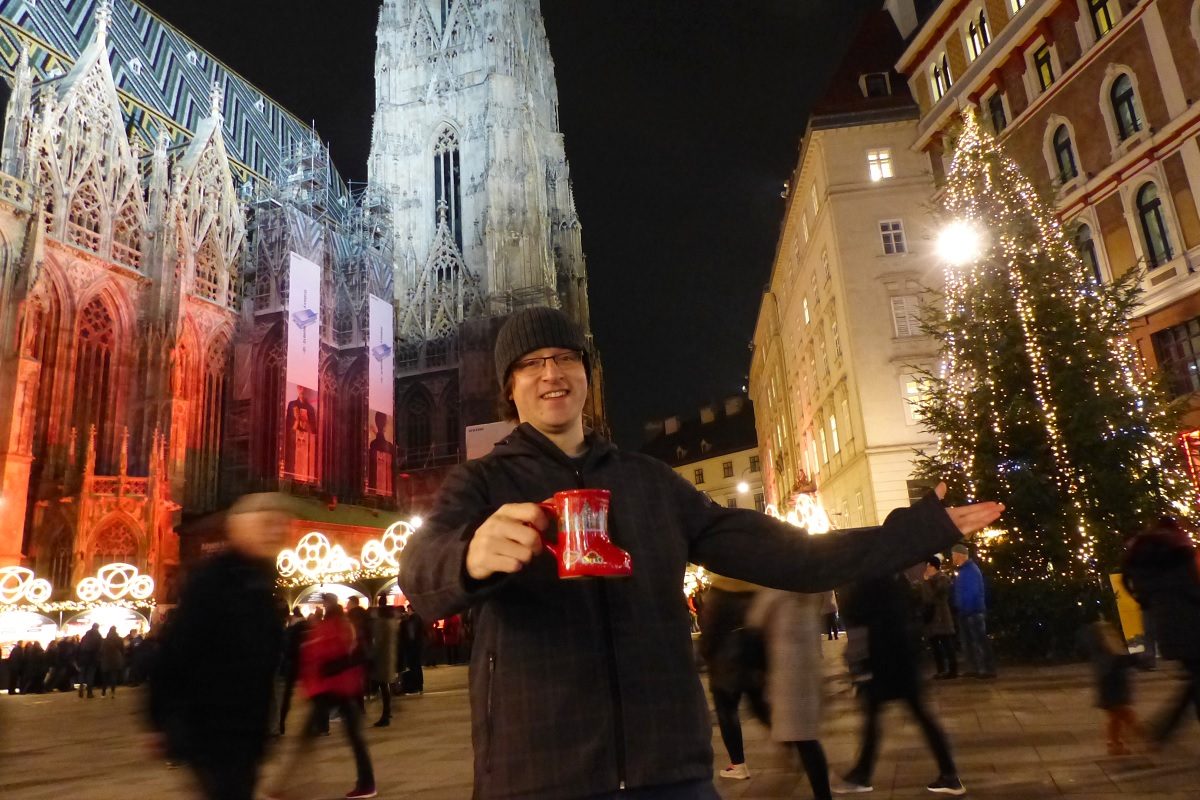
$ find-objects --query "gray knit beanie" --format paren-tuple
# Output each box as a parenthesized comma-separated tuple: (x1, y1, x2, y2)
(494, 306, 589, 386)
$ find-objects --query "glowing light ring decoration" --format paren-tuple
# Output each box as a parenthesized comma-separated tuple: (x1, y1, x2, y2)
(295, 533, 332, 576)
(75, 563, 155, 602)
(276, 521, 418, 584)
(0, 567, 54, 605)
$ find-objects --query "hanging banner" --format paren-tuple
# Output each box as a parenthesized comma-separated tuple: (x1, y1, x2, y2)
(284, 252, 321, 482)
(366, 294, 395, 496)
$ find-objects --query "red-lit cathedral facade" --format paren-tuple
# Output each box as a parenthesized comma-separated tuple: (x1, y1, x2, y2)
(0, 26, 246, 598)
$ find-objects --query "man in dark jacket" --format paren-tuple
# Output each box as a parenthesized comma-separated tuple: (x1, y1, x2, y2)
(148, 493, 290, 800)
(1122, 517, 1200, 743)
(399, 307, 1003, 800)
(77, 623, 102, 697)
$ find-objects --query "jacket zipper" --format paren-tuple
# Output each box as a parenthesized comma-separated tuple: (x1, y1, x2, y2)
(575, 467, 627, 791)
(485, 652, 496, 773)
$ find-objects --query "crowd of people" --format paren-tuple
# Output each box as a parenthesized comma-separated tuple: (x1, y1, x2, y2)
(3, 623, 157, 697)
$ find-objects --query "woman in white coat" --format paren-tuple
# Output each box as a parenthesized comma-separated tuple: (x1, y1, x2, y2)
(748, 589, 832, 800)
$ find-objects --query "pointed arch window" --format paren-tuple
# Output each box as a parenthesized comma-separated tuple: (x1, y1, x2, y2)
(967, 11, 990, 60)
(74, 297, 117, 473)
(1136, 183, 1172, 268)
(67, 181, 103, 252)
(1075, 223, 1102, 282)
(1053, 125, 1079, 182)
(91, 522, 138, 571)
(405, 389, 433, 461)
(433, 126, 463, 252)
(193, 235, 221, 303)
(1111, 75, 1142, 140)
(47, 532, 72, 590)
(112, 202, 142, 269)
(930, 54, 951, 100)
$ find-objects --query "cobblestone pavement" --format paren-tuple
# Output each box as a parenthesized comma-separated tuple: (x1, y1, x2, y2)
(0, 641, 1198, 799)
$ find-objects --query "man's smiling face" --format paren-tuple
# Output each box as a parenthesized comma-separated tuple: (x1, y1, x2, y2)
(509, 347, 588, 435)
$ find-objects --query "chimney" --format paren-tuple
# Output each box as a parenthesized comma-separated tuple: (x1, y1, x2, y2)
(664, 416, 681, 435)
(699, 405, 716, 424)
(885, 0, 919, 39)
(643, 420, 665, 441)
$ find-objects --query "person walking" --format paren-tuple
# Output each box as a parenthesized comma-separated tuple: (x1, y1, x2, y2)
(821, 591, 840, 641)
(271, 593, 377, 800)
(1083, 618, 1140, 755)
(398, 605, 425, 695)
(99, 626, 125, 697)
(6, 641, 24, 694)
(369, 604, 399, 728)
(148, 492, 290, 800)
(951, 544, 995, 679)
(834, 571, 965, 796)
(278, 607, 309, 736)
(920, 556, 958, 680)
(696, 573, 768, 781)
(1121, 516, 1200, 744)
(748, 589, 832, 800)
(77, 623, 102, 698)
(399, 306, 1002, 800)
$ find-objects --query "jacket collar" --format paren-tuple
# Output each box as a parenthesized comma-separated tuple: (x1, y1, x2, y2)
(494, 422, 617, 472)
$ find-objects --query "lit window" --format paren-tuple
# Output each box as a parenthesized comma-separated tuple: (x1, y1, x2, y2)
(830, 415, 840, 454)
(1011, 0, 1026, 13)
(1111, 75, 1142, 141)
(1089, 0, 1115, 38)
(1151, 317, 1200, 396)
(803, 297, 811, 325)
(1052, 125, 1079, 182)
(1137, 183, 1173, 268)
(1034, 44, 1055, 91)
(809, 435, 820, 474)
(754, 493, 766, 513)
(867, 149, 894, 181)
(726, 498, 738, 509)
(880, 220, 907, 255)
(967, 11, 990, 60)
(902, 375, 928, 424)
(891, 294, 921, 338)
(819, 428, 829, 463)
(840, 398, 852, 442)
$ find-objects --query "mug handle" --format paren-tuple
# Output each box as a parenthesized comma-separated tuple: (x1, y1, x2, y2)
(534, 501, 560, 558)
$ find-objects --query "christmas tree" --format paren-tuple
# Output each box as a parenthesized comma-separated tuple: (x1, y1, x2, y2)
(914, 112, 1193, 653)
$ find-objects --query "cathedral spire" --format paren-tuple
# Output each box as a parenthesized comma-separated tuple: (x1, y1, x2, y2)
(209, 80, 224, 121)
(95, 0, 111, 42)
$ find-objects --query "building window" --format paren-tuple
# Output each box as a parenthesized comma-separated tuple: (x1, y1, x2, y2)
(902, 375, 927, 424)
(726, 498, 738, 509)
(987, 92, 1008, 134)
(863, 72, 891, 97)
(809, 436, 820, 474)
(830, 414, 841, 454)
(754, 493, 766, 513)
(723, 461, 734, 478)
(854, 491, 865, 526)
(1111, 75, 1142, 141)
(1152, 317, 1200, 396)
(1053, 125, 1079, 182)
(967, 11, 990, 61)
(810, 183, 820, 215)
(1137, 183, 1173, 268)
(930, 53, 952, 101)
(433, 125, 463, 251)
(749, 455, 760, 472)
(880, 220, 907, 255)
(867, 148, 894, 181)
(1034, 45, 1055, 91)
(891, 294, 921, 338)
(801, 211, 811, 242)
(1089, 0, 1115, 37)
(819, 428, 829, 463)
(803, 297, 811, 325)
(831, 319, 842, 359)
(693, 468, 705, 484)
(840, 397, 853, 442)
(1076, 223, 1102, 282)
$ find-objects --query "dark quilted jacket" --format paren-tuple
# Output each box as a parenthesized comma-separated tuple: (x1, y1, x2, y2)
(399, 423, 961, 799)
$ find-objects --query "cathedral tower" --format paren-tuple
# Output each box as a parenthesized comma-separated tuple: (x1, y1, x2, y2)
(368, 0, 590, 333)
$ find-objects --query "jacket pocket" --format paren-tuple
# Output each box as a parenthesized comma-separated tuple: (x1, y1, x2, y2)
(485, 651, 496, 773)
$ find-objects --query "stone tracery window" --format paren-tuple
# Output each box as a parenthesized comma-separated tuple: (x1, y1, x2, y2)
(91, 521, 138, 571)
(112, 202, 142, 268)
(404, 388, 433, 461)
(74, 296, 117, 472)
(433, 125, 463, 251)
(193, 234, 221, 303)
(67, 181, 103, 252)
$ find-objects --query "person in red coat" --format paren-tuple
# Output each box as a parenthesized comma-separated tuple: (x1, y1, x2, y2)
(271, 594, 377, 800)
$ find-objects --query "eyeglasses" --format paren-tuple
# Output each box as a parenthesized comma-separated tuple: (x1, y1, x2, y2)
(513, 351, 584, 375)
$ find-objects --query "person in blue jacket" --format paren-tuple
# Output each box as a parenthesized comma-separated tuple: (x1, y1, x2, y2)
(951, 544, 996, 679)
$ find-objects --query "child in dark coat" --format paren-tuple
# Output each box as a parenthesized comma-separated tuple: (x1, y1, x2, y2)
(1085, 619, 1140, 755)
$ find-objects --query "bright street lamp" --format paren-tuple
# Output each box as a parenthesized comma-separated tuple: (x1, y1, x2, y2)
(936, 219, 986, 266)
(736, 481, 750, 495)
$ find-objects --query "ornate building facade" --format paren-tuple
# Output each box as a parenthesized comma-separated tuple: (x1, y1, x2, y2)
(369, 0, 604, 502)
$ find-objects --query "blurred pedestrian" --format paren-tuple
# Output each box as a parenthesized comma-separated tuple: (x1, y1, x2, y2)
(278, 607, 309, 736)
(5, 641, 23, 694)
(1121, 516, 1200, 744)
(100, 626, 125, 697)
(21, 641, 45, 694)
(443, 613, 464, 665)
(697, 572, 767, 781)
(920, 556, 958, 680)
(399, 604, 424, 695)
(951, 544, 995, 679)
(749, 589, 831, 800)
(271, 592, 377, 799)
(148, 492, 290, 800)
(1083, 618, 1140, 755)
(821, 590, 839, 641)
(369, 604, 399, 727)
(834, 571, 965, 796)
(77, 623, 102, 698)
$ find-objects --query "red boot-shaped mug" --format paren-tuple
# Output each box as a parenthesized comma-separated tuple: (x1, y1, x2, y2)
(538, 489, 633, 579)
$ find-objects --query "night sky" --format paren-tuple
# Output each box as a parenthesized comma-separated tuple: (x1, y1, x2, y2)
(143, 0, 881, 447)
